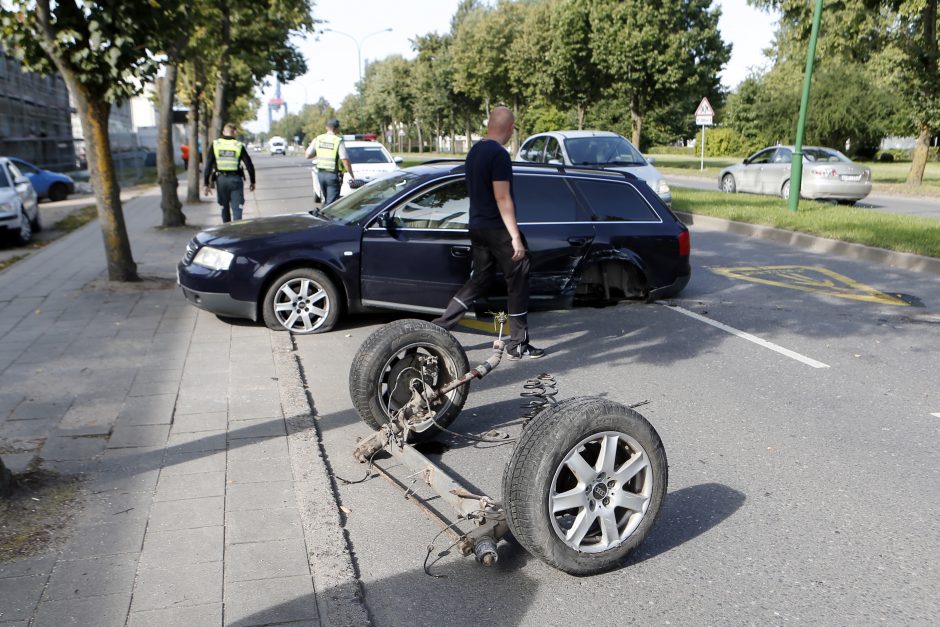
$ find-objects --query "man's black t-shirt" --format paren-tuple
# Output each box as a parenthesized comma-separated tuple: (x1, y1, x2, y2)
(466, 139, 513, 230)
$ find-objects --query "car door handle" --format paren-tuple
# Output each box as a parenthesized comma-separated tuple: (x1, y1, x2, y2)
(567, 236, 590, 246)
(450, 245, 471, 258)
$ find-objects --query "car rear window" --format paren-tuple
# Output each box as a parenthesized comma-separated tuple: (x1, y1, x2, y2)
(347, 146, 392, 164)
(514, 175, 582, 223)
(574, 179, 659, 222)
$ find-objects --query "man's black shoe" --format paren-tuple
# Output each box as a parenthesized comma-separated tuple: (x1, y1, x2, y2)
(507, 344, 546, 360)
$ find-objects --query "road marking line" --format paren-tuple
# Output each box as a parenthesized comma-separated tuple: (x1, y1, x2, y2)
(664, 305, 831, 369)
(932, 413, 940, 419)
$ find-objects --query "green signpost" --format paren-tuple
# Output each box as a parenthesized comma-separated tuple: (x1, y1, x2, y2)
(788, 0, 824, 212)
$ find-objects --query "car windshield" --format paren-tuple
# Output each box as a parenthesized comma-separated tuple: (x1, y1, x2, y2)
(803, 147, 851, 163)
(347, 146, 392, 164)
(319, 171, 422, 224)
(564, 136, 646, 166)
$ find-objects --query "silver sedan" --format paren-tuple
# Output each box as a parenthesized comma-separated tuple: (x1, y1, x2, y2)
(718, 145, 871, 204)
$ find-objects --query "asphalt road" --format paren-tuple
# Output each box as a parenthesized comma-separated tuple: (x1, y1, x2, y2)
(237, 154, 940, 624)
(666, 173, 940, 219)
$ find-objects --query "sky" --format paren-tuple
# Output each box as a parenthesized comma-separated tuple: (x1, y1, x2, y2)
(247, 0, 778, 133)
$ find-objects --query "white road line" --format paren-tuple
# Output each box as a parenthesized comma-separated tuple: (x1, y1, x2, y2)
(932, 413, 940, 419)
(663, 305, 831, 369)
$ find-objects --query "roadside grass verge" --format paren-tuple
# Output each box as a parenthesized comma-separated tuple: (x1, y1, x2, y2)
(673, 188, 940, 258)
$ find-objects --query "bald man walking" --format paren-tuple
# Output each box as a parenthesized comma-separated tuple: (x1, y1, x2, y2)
(432, 107, 544, 359)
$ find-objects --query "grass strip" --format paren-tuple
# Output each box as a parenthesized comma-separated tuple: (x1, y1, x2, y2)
(672, 188, 940, 258)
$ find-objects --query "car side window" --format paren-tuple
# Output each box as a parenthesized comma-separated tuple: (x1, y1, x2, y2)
(0, 165, 10, 188)
(514, 175, 582, 223)
(748, 149, 775, 165)
(6, 163, 22, 185)
(772, 148, 792, 163)
(520, 137, 546, 162)
(12, 161, 37, 174)
(544, 138, 562, 163)
(390, 180, 469, 230)
(574, 179, 659, 222)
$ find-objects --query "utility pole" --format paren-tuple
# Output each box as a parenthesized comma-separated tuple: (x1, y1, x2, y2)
(323, 28, 393, 134)
(788, 0, 824, 212)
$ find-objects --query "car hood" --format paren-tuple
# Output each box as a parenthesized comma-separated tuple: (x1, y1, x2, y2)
(601, 162, 663, 186)
(0, 187, 18, 205)
(196, 212, 344, 248)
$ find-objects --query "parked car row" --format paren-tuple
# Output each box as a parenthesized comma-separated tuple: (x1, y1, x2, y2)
(178, 161, 690, 334)
(0, 156, 41, 245)
(719, 145, 872, 203)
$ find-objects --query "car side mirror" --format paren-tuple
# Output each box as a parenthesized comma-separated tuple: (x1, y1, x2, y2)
(14, 176, 29, 186)
(645, 155, 656, 165)
(373, 213, 391, 229)
(547, 159, 562, 166)
(742, 158, 750, 165)
(394, 156, 403, 164)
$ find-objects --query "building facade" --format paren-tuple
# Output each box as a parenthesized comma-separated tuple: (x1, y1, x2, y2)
(0, 47, 75, 171)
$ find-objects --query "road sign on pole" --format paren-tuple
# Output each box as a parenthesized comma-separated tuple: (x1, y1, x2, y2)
(695, 98, 714, 170)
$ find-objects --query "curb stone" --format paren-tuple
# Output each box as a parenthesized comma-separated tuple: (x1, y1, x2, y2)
(271, 332, 371, 626)
(675, 211, 940, 277)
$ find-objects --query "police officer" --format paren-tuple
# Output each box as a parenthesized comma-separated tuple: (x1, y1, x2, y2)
(305, 118, 354, 205)
(203, 122, 256, 222)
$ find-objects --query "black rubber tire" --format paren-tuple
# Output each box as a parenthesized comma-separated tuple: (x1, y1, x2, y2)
(502, 397, 668, 576)
(349, 319, 470, 440)
(48, 183, 68, 202)
(720, 174, 736, 193)
(837, 199, 856, 206)
(261, 267, 341, 334)
(30, 207, 42, 232)
(781, 180, 791, 200)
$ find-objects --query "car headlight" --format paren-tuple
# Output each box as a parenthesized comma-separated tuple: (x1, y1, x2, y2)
(193, 246, 234, 271)
(656, 179, 671, 195)
(0, 201, 15, 214)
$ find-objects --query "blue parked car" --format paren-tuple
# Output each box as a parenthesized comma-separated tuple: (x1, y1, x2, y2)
(8, 158, 75, 202)
(177, 162, 691, 334)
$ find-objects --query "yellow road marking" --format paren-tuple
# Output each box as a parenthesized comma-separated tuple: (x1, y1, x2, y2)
(711, 265, 909, 306)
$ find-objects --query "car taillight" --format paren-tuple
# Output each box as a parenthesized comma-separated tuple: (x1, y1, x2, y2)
(678, 229, 690, 256)
(811, 167, 838, 177)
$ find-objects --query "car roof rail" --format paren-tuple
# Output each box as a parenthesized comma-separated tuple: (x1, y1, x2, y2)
(511, 161, 641, 181)
(419, 158, 467, 167)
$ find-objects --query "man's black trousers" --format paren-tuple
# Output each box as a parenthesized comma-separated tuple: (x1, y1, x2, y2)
(432, 228, 531, 350)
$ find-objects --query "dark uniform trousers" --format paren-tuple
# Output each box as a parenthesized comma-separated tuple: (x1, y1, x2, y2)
(216, 172, 245, 222)
(432, 228, 530, 350)
(317, 169, 342, 205)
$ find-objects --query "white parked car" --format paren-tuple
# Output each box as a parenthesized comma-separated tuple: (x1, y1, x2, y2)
(515, 130, 672, 207)
(269, 137, 287, 155)
(0, 156, 40, 245)
(311, 140, 402, 202)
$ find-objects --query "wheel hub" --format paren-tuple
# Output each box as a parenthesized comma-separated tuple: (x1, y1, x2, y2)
(591, 483, 608, 500)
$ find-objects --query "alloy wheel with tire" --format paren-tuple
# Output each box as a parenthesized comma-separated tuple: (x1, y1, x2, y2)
(503, 397, 667, 575)
(349, 319, 470, 440)
(261, 267, 340, 334)
(781, 180, 791, 200)
(48, 183, 68, 202)
(720, 174, 737, 193)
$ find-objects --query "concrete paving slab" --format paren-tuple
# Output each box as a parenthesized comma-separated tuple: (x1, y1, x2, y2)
(226, 436, 289, 463)
(140, 526, 224, 566)
(226, 417, 286, 439)
(169, 411, 228, 434)
(0, 554, 56, 580)
(225, 507, 304, 545)
(126, 602, 222, 627)
(223, 538, 311, 583)
(223, 575, 319, 626)
(43, 553, 138, 601)
(39, 435, 107, 462)
(154, 469, 225, 502)
(9, 399, 71, 421)
(32, 593, 131, 627)
(164, 429, 227, 453)
(130, 561, 222, 613)
(58, 519, 146, 560)
(226, 457, 294, 485)
(147, 496, 224, 532)
(87, 469, 160, 495)
(116, 394, 177, 426)
(107, 424, 170, 449)
(159, 450, 226, 477)
(0, 575, 46, 621)
(225, 481, 296, 512)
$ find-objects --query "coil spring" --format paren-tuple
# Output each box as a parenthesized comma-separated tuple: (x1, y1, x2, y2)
(519, 373, 558, 427)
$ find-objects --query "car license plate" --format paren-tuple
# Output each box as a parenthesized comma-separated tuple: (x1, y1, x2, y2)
(840, 174, 861, 182)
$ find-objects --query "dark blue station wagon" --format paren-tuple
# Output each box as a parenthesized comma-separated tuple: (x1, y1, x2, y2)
(177, 162, 691, 334)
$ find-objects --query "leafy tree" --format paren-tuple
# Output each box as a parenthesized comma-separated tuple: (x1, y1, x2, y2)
(589, 0, 731, 147)
(1, 0, 189, 281)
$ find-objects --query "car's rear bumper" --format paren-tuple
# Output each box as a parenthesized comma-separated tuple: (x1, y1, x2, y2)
(649, 270, 690, 300)
(803, 179, 871, 201)
(179, 284, 257, 321)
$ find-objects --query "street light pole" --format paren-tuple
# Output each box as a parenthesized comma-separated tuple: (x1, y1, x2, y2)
(323, 28, 393, 134)
(788, 0, 824, 212)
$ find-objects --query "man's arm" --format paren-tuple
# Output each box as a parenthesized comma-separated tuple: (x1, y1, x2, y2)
(240, 147, 256, 190)
(338, 142, 353, 179)
(203, 149, 217, 190)
(493, 180, 525, 262)
(304, 139, 316, 160)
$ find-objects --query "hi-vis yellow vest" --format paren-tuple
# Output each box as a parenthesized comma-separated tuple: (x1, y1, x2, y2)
(213, 138, 243, 172)
(314, 133, 342, 171)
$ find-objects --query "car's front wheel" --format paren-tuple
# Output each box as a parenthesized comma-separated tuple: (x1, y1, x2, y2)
(15, 207, 32, 245)
(48, 183, 68, 202)
(262, 268, 341, 334)
(781, 180, 791, 201)
(720, 174, 736, 193)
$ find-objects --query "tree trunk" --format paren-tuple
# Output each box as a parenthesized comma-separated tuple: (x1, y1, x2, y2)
(416, 122, 423, 153)
(907, 125, 931, 185)
(157, 69, 185, 226)
(78, 94, 139, 282)
(186, 86, 201, 203)
(630, 94, 643, 148)
(201, 100, 211, 178)
(209, 6, 231, 147)
(465, 115, 472, 154)
(577, 104, 586, 130)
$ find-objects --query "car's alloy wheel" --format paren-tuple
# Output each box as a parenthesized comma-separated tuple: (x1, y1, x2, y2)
(262, 268, 340, 334)
(349, 319, 470, 440)
(503, 397, 667, 575)
(781, 180, 791, 200)
(720, 174, 736, 193)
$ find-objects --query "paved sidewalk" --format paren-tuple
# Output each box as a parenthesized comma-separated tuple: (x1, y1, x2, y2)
(0, 184, 364, 626)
